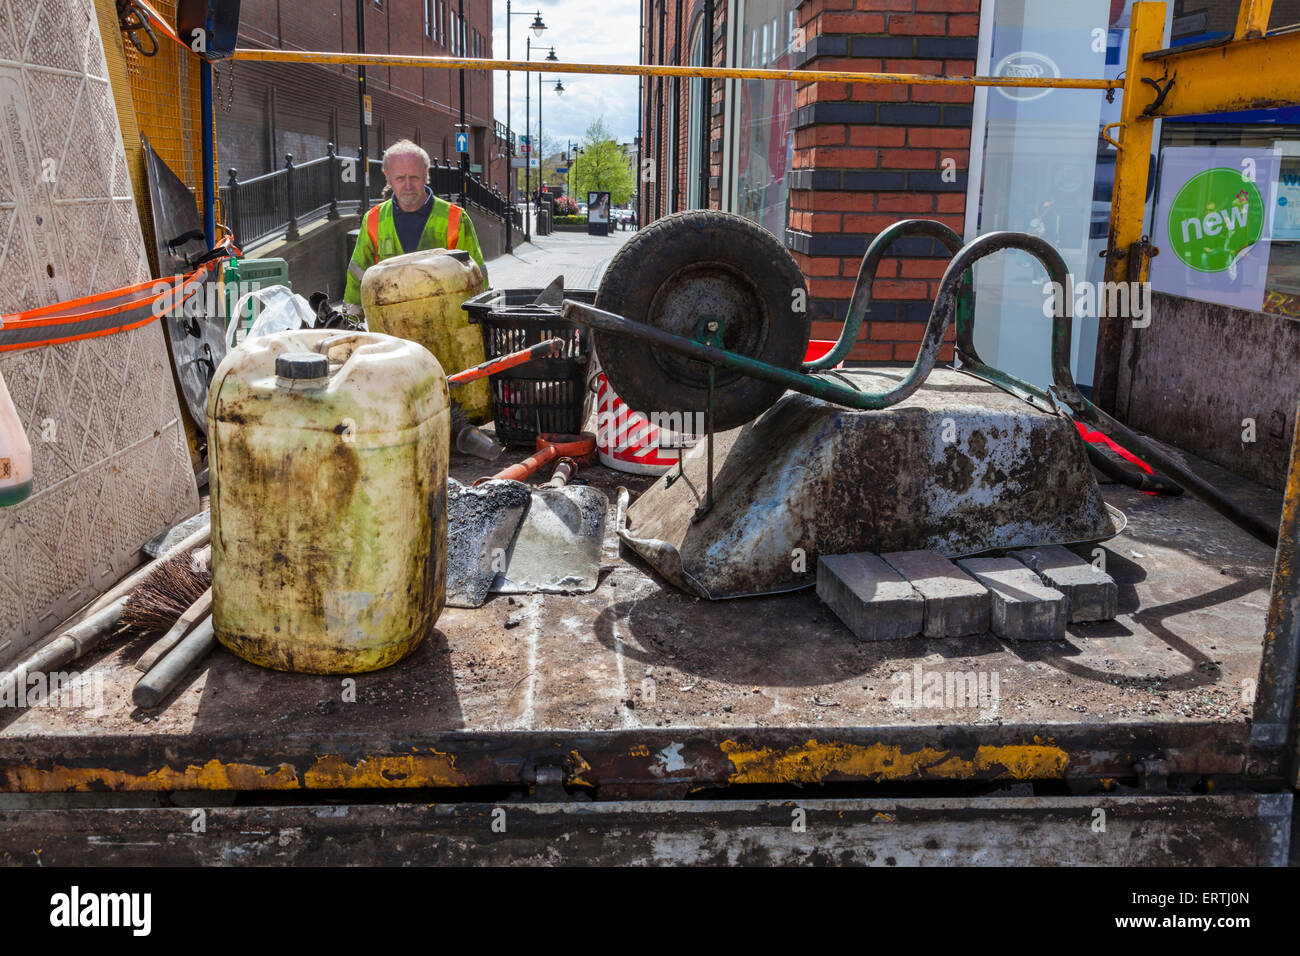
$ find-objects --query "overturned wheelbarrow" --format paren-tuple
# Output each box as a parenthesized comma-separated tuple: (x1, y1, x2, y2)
(564, 211, 1269, 600)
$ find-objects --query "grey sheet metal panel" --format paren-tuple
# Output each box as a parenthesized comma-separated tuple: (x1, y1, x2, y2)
(620, 368, 1123, 600)
(0, 794, 1287, 866)
(141, 135, 227, 434)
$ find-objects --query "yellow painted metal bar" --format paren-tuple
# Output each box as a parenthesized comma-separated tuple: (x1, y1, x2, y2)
(1234, 0, 1273, 39)
(1094, 0, 1167, 413)
(1139, 26, 1300, 116)
(1266, 404, 1300, 788)
(232, 47, 1121, 91)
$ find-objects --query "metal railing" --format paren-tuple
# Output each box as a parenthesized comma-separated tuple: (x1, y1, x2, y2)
(221, 142, 517, 249)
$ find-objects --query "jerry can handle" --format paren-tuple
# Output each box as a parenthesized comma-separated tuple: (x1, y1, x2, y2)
(314, 332, 369, 364)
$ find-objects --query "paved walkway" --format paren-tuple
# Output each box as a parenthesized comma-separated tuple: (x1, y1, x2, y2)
(484, 227, 634, 292)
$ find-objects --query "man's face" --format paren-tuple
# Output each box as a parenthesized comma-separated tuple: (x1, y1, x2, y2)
(385, 153, 428, 212)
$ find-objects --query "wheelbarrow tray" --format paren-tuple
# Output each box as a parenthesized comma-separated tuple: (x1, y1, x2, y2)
(619, 367, 1123, 600)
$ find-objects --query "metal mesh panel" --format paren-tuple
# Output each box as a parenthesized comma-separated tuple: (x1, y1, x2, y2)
(115, 0, 218, 269)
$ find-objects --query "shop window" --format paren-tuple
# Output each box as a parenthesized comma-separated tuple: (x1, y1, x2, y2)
(728, 0, 798, 239)
(687, 16, 708, 209)
(966, 0, 1171, 390)
(1138, 2, 1300, 318)
(1151, 121, 1300, 318)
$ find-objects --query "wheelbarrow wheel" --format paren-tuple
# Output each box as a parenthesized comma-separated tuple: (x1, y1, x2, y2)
(594, 210, 810, 432)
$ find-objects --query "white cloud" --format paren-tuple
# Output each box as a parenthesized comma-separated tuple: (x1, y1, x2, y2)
(492, 0, 642, 150)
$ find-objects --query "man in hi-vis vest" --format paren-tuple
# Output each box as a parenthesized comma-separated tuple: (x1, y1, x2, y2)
(343, 139, 488, 316)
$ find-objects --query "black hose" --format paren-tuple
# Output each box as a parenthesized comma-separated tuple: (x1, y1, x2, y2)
(1084, 441, 1184, 496)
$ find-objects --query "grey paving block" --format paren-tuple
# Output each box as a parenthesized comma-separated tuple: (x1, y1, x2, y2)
(955, 558, 1067, 642)
(817, 553, 924, 642)
(1009, 545, 1119, 622)
(881, 549, 990, 638)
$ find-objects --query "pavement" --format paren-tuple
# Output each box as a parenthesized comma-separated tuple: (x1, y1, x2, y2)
(484, 226, 634, 292)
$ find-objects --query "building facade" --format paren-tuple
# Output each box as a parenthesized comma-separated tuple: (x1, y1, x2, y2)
(640, 0, 1300, 382)
(219, 1, 509, 193)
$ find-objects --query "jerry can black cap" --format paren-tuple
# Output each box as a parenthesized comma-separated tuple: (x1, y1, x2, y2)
(276, 352, 329, 380)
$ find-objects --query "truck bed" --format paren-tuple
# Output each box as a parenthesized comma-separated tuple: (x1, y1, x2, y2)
(0, 436, 1283, 799)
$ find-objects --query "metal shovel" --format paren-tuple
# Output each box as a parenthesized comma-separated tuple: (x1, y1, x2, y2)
(446, 478, 532, 608)
(489, 483, 608, 596)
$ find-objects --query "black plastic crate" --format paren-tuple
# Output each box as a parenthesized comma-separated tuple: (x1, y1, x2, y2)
(462, 288, 596, 445)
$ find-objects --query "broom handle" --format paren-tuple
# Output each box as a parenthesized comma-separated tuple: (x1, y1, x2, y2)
(0, 597, 127, 702)
(133, 616, 216, 711)
(134, 588, 214, 674)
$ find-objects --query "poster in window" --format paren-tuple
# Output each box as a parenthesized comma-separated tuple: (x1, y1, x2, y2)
(1149, 147, 1278, 313)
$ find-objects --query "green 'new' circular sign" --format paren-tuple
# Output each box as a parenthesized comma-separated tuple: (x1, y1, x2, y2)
(1166, 167, 1264, 273)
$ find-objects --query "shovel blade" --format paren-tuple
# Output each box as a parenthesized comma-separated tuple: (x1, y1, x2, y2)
(491, 485, 607, 594)
(446, 479, 531, 608)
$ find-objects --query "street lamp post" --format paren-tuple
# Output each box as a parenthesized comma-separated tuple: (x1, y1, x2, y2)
(540, 48, 556, 212)
(525, 41, 555, 239)
(507, 5, 545, 246)
(525, 36, 531, 240)
(568, 142, 582, 202)
(457, 0, 466, 207)
(356, 0, 368, 212)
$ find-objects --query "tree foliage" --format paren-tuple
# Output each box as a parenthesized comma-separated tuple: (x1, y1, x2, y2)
(570, 117, 635, 206)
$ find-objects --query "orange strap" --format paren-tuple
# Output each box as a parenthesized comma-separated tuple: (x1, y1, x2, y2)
(447, 204, 462, 251)
(366, 205, 382, 259)
(0, 259, 220, 353)
(125, 0, 185, 49)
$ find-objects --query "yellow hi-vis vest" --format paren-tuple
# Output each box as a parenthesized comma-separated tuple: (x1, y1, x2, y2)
(343, 195, 488, 309)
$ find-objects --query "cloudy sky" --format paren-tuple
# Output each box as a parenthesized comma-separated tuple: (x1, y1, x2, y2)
(491, 0, 641, 154)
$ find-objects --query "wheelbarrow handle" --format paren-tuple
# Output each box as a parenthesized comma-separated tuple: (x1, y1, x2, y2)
(448, 338, 567, 389)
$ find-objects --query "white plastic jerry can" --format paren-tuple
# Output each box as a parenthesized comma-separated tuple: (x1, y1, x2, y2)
(207, 329, 449, 673)
(0, 371, 33, 507)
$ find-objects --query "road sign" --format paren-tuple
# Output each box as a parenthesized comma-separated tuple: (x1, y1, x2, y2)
(556, 167, 568, 175)
(469, 164, 483, 174)
(456, 132, 468, 154)
(363, 94, 372, 126)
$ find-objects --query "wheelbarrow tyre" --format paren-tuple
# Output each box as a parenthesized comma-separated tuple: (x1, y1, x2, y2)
(594, 210, 810, 432)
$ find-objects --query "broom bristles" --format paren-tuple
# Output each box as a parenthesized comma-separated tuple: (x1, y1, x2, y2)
(118, 547, 212, 636)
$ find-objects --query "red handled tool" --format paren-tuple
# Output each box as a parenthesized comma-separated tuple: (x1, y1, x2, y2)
(447, 338, 566, 389)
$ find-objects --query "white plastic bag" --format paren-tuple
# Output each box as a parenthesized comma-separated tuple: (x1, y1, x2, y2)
(226, 284, 315, 349)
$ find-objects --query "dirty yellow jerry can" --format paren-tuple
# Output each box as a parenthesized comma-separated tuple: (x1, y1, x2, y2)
(207, 329, 448, 674)
(361, 248, 491, 424)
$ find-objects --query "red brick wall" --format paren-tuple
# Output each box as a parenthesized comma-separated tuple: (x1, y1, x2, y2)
(790, 0, 976, 363)
(221, 1, 501, 189)
(640, 0, 979, 365)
